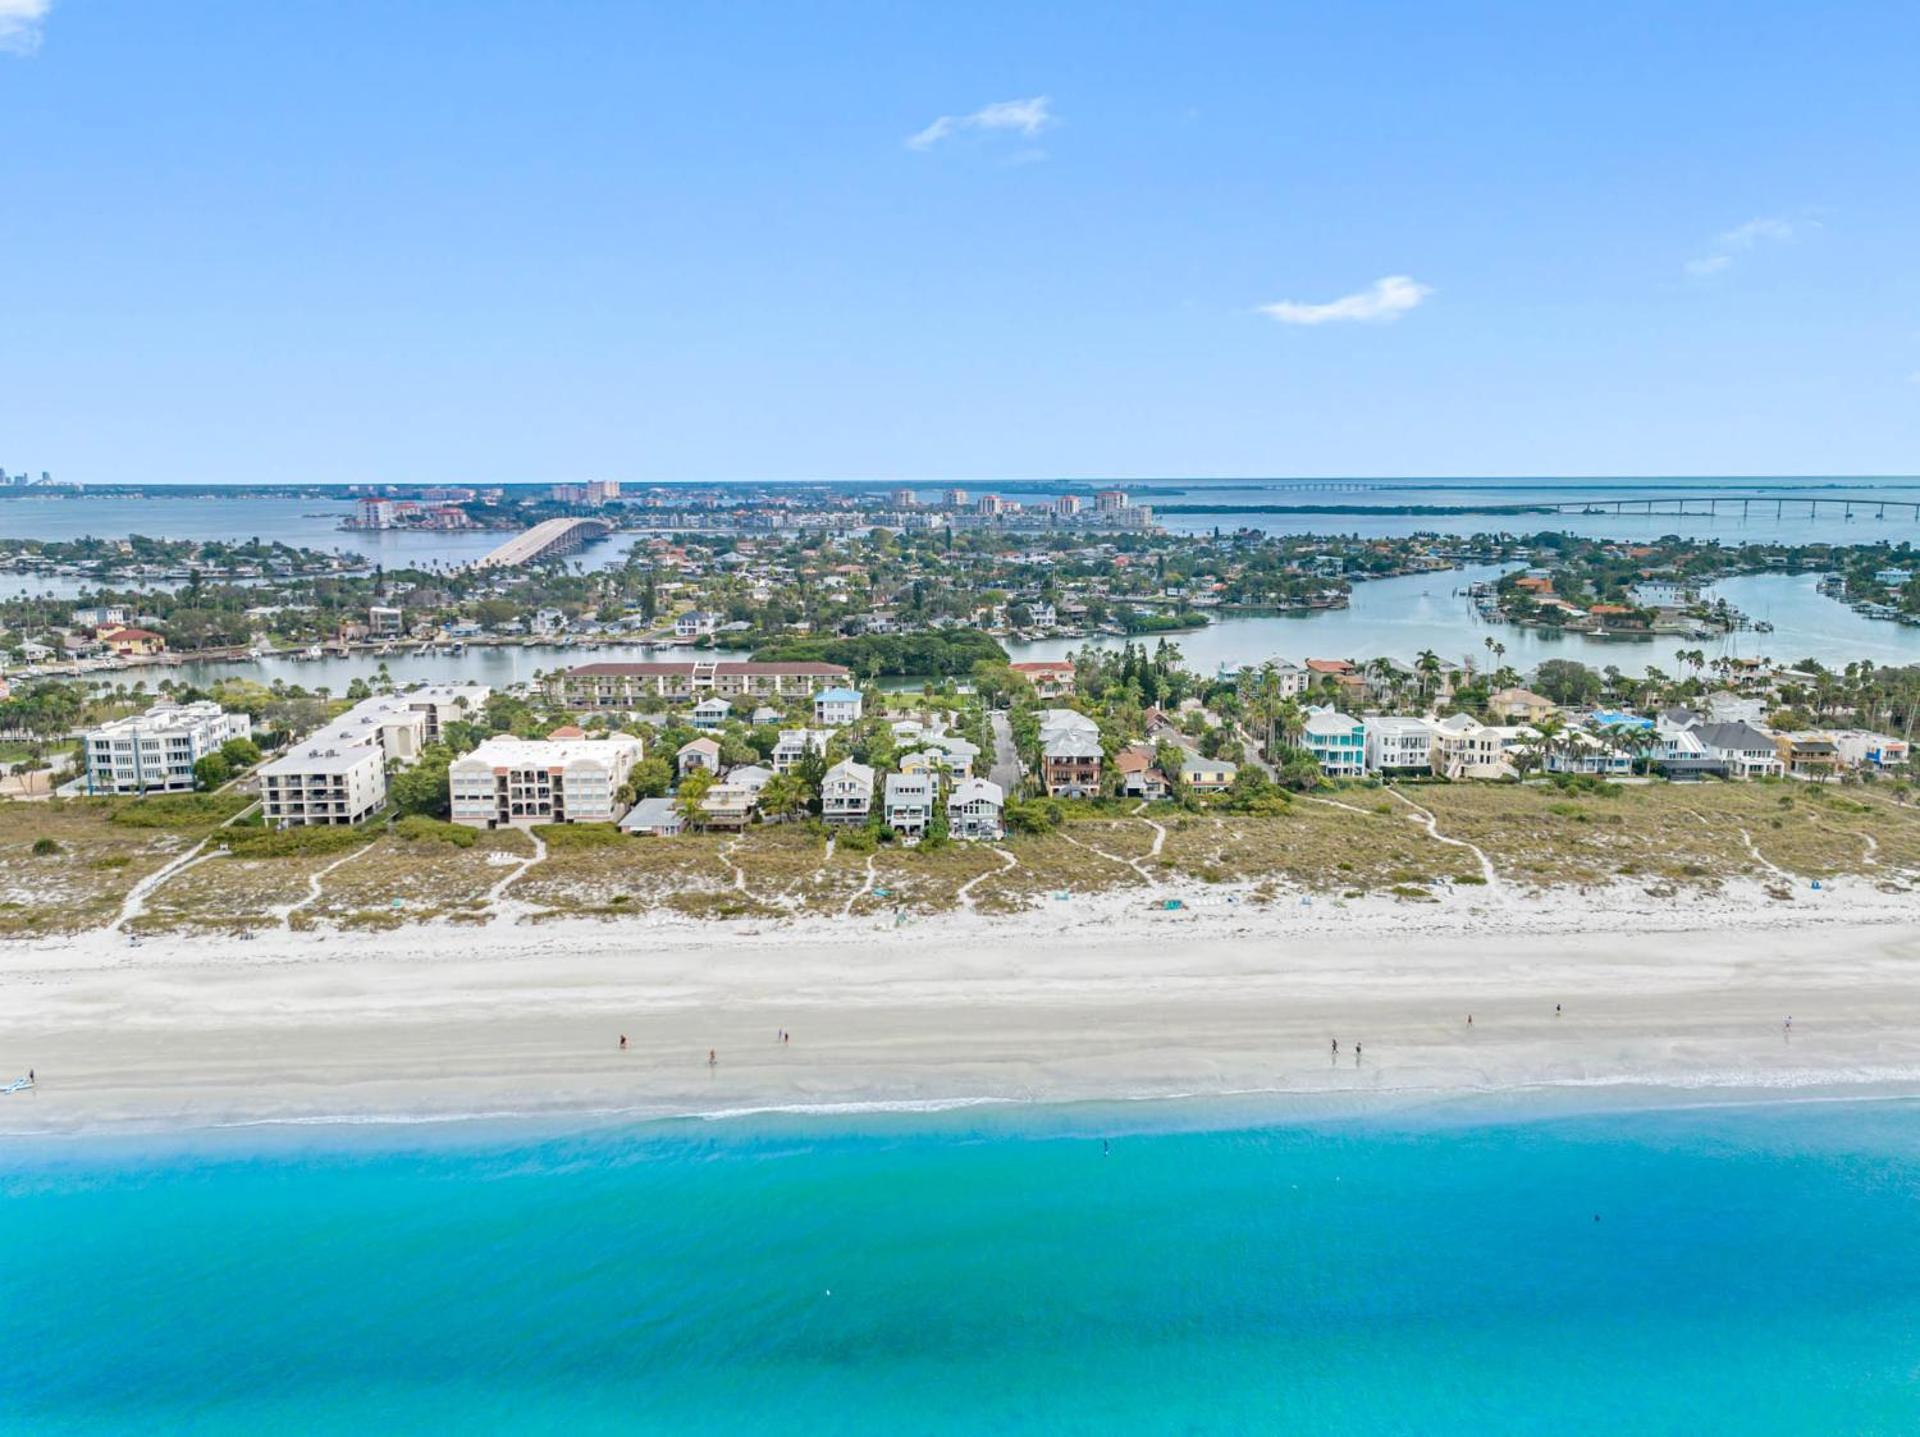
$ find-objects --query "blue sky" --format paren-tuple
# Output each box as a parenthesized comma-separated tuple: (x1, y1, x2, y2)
(3, 1, 1918, 485)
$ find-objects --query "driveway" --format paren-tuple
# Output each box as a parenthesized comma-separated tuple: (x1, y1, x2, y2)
(989, 711, 1023, 796)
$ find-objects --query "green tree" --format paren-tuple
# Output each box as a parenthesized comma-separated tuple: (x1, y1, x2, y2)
(758, 771, 811, 822)
(389, 743, 455, 817)
(192, 753, 231, 790)
(627, 755, 672, 800)
(676, 767, 717, 825)
(1532, 659, 1602, 708)
(218, 737, 262, 768)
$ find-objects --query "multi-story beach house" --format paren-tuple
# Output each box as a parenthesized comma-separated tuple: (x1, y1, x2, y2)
(812, 687, 865, 727)
(725, 764, 774, 798)
(1114, 743, 1172, 800)
(83, 701, 252, 795)
(1544, 731, 1634, 778)
(676, 737, 721, 778)
(259, 686, 490, 827)
(549, 661, 852, 708)
(884, 771, 936, 838)
(898, 749, 942, 778)
(1364, 715, 1437, 776)
(94, 624, 166, 657)
(1178, 752, 1238, 793)
(1430, 714, 1532, 780)
(1688, 722, 1785, 779)
(1037, 708, 1102, 797)
(1829, 730, 1911, 770)
(1773, 732, 1842, 780)
(698, 782, 756, 830)
(1302, 707, 1366, 778)
(1010, 660, 1077, 697)
(821, 759, 876, 824)
(1487, 688, 1558, 724)
(772, 729, 830, 773)
(448, 732, 644, 829)
(1641, 713, 1717, 777)
(927, 734, 979, 779)
(690, 697, 732, 730)
(946, 777, 1005, 840)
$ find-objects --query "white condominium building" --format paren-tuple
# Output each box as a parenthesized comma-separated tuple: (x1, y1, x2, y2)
(449, 732, 644, 828)
(259, 686, 490, 827)
(84, 701, 252, 795)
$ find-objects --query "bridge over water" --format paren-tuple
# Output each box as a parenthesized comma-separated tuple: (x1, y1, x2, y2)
(470, 517, 613, 569)
(1540, 495, 1920, 523)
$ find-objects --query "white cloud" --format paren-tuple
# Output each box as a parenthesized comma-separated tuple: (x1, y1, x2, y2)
(0, 0, 49, 55)
(908, 96, 1055, 151)
(1687, 216, 1811, 277)
(1258, 275, 1433, 326)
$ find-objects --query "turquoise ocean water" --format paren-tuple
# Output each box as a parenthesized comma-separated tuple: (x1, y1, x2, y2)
(5, 1098, 1920, 1434)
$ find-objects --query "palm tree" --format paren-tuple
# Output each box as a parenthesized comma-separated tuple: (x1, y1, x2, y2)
(1360, 655, 1397, 707)
(1527, 713, 1569, 775)
(1241, 662, 1287, 759)
(758, 771, 811, 823)
(1416, 649, 1443, 706)
(1275, 698, 1306, 749)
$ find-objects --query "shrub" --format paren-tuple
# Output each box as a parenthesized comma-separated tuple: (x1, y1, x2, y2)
(392, 814, 477, 848)
(30, 837, 60, 856)
(218, 825, 372, 859)
(533, 822, 625, 849)
(108, 794, 249, 830)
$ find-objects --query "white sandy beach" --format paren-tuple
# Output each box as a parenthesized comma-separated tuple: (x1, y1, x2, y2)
(4, 880, 1920, 1136)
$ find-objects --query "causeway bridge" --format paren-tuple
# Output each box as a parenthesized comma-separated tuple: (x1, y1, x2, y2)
(1539, 495, 1920, 523)
(471, 517, 613, 570)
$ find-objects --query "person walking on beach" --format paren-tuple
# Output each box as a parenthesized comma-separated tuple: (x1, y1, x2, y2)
(619, 1034, 627, 1051)
(1330, 1038, 1339, 1058)
(1555, 1004, 1562, 1018)
(708, 1049, 717, 1068)
(1354, 1043, 1362, 1066)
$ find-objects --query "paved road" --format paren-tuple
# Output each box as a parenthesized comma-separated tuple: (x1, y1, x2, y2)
(989, 711, 1023, 795)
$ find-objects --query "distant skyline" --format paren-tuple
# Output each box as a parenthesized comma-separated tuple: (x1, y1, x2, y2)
(3, 3, 1918, 486)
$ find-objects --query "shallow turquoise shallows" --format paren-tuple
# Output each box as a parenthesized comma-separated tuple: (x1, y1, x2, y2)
(6, 1099, 1920, 1434)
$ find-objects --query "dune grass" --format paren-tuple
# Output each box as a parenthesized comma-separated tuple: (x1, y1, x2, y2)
(9, 778, 1920, 935)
